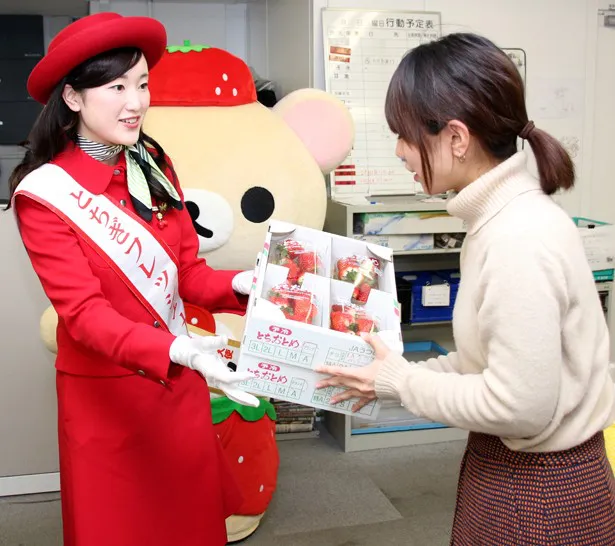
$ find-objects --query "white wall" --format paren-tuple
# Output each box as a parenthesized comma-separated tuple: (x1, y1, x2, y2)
(90, 1, 251, 63)
(261, 0, 314, 97)
(246, 0, 268, 78)
(586, 3, 615, 225)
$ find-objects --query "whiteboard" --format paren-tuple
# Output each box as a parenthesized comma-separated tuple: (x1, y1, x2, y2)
(322, 8, 442, 199)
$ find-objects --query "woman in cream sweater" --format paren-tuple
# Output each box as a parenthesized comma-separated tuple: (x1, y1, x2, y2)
(317, 33, 615, 545)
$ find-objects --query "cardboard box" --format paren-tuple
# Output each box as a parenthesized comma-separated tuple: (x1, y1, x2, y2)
(235, 220, 404, 419)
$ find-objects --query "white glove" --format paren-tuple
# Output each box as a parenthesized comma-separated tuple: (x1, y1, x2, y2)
(232, 270, 254, 295)
(169, 334, 259, 407)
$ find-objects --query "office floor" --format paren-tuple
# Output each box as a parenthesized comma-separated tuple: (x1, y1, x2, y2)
(0, 428, 466, 546)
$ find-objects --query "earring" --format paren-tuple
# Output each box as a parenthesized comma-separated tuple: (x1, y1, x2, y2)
(457, 154, 466, 163)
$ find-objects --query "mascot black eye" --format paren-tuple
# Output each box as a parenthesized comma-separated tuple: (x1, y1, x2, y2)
(185, 201, 214, 238)
(241, 187, 275, 223)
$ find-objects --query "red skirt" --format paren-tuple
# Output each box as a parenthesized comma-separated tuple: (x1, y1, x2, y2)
(56, 369, 242, 546)
(451, 432, 615, 545)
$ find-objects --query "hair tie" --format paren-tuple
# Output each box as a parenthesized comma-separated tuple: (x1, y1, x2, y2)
(519, 120, 535, 140)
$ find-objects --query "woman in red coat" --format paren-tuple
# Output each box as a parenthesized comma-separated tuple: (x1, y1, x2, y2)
(8, 12, 259, 546)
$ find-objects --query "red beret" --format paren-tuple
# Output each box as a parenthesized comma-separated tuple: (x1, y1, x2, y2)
(27, 12, 167, 105)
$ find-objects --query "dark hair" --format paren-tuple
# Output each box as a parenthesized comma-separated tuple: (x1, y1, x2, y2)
(385, 33, 574, 195)
(7, 47, 176, 207)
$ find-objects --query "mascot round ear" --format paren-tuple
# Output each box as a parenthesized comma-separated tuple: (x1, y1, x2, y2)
(273, 88, 354, 174)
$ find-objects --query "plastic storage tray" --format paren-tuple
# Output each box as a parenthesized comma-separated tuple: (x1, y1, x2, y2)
(396, 270, 460, 324)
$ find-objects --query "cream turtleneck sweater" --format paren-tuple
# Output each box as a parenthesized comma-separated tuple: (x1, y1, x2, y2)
(376, 152, 615, 452)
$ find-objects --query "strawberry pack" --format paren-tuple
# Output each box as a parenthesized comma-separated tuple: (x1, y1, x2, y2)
(335, 255, 382, 305)
(266, 284, 319, 325)
(330, 303, 379, 336)
(235, 220, 403, 418)
(271, 239, 324, 285)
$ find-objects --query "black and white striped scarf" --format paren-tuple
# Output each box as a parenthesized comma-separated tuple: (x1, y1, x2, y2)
(76, 134, 182, 221)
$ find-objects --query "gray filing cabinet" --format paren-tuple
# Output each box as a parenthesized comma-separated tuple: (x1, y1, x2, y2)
(0, 147, 25, 204)
(0, 15, 44, 146)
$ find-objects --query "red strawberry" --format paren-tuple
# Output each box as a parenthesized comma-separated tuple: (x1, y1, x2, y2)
(298, 252, 322, 275)
(268, 285, 318, 324)
(267, 286, 294, 316)
(355, 309, 379, 334)
(330, 310, 357, 333)
(286, 261, 302, 285)
(280, 307, 294, 320)
(269, 299, 293, 319)
(293, 302, 317, 324)
(293, 292, 315, 323)
(268, 293, 289, 306)
(277, 239, 305, 260)
(268, 294, 286, 306)
(352, 282, 371, 304)
(337, 257, 360, 283)
(355, 312, 375, 334)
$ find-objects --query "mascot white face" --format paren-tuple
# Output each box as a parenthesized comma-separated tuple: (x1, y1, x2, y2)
(143, 45, 354, 272)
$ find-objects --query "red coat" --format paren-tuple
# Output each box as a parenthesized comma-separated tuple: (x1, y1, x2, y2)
(14, 144, 247, 546)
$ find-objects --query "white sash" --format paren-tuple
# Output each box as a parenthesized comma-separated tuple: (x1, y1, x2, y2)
(14, 163, 188, 337)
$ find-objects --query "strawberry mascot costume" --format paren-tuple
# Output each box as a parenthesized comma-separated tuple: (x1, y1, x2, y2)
(39, 40, 354, 542)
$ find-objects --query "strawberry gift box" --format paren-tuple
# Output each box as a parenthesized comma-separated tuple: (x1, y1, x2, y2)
(235, 221, 403, 419)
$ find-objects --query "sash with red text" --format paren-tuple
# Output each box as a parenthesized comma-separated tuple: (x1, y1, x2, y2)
(14, 163, 188, 336)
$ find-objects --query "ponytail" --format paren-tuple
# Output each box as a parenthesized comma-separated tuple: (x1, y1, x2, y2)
(521, 121, 575, 195)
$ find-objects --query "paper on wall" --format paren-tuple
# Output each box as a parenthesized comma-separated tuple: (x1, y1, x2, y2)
(579, 224, 615, 271)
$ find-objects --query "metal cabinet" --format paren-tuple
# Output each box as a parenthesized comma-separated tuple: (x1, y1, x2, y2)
(0, 15, 44, 147)
(0, 148, 25, 204)
(0, 59, 39, 102)
(0, 102, 41, 146)
(0, 15, 44, 60)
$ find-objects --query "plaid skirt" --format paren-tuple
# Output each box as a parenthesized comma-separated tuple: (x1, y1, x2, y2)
(451, 432, 615, 545)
